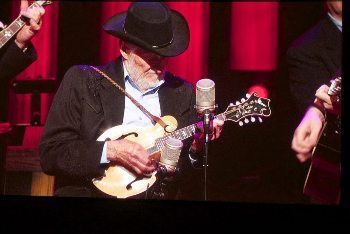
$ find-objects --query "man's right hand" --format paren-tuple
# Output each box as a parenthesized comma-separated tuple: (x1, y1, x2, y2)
(106, 139, 156, 175)
(291, 106, 324, 163)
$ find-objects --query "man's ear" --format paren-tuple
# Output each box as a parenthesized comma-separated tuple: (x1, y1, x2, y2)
(120, 42, 128, 60)
(120, 48, 128, 59)
(120, 40, 132, 60)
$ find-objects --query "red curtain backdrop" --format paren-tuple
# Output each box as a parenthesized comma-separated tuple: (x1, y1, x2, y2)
(168, 2, 210, 85)
(166, 2, 210, 86)
(99, 2, 210, 86)
(8, 1, 59, 124)
(99, 1, 131, 64)
(230, 2, 279, 71)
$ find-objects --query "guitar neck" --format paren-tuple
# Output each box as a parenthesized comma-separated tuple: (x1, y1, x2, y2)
(0, 1, 49, 49)
(0, 16, 26, 49)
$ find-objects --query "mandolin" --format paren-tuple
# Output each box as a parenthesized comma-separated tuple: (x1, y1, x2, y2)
(92, 92, 271, 198)
(0, 1, 52, 49)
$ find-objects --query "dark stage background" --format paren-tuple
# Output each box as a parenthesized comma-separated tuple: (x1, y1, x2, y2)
(0, 1, 344, 205)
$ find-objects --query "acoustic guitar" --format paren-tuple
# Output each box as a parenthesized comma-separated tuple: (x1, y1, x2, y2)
(0, 1, 52, 49)
(92, 92, 271, 198)
(303, 77, 341, 204)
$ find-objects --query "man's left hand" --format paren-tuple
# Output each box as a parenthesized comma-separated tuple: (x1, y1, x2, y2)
(190, 118, 224, 153)
(15, 0, 45, 49)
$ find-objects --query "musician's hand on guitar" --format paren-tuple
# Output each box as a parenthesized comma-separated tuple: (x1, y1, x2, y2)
(106, 139, 156, 175)
(15, 0, 45, 49)
(314, 84, 341, 115)
(191, 118, 224, 153)
(291, 106, 324, 163)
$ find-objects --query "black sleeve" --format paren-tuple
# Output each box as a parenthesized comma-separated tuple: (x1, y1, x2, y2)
(287, 45, 332, 117)
(0, 40, 37, 81)
(39, 65, 105, 180)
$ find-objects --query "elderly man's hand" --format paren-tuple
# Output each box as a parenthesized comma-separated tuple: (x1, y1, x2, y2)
(190, 118, 224, 153)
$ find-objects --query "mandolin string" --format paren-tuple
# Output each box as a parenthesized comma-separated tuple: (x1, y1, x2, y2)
(154, 105, 268, 151)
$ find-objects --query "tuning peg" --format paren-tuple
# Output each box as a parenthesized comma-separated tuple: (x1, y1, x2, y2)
(244, 118, 249, 124)
(239, 121, 243, 126)
(246, 93, 251, 98)
(258, 117, 263, 123)
(4, 30, 12, 37)
(241, 98, 246, 103)
(229, 103, 234, 106)
(251, 117, 255, 122)
(235, 101, 240, 105)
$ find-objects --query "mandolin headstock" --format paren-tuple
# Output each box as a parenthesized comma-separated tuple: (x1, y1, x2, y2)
(221, 93, 271, 126)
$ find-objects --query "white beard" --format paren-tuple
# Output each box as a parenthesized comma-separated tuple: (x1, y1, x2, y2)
(126, 63, 164, 92)
(131, 73, 162, 91)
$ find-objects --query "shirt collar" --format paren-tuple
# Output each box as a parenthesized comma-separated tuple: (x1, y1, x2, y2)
(328, 12, 342, 32)
(122, 59, 165, 95)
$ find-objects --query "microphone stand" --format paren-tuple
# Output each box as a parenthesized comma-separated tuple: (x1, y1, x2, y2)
(201, 109, 214, 201)
(150, 165, 179, 199)
(150, 166, 167, 199)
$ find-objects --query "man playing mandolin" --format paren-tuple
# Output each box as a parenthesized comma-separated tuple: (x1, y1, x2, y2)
(39, 2, 224, 199)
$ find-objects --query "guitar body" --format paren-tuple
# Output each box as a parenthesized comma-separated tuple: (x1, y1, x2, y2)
(93, 115, 178, 198)
(303, 116, 341, 204)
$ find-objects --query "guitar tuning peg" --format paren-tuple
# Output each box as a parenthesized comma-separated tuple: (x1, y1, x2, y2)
(246, 93, 251, 98)
(0, 21, 6, 29)
(229, 103, 234, 106)
(251, 117, 255, 122)
(244, 118, 249, 124)
(241, 98, 245, 102)
(235, 101, 240, 105)
(258, 117, 263, 123)
(239, 121, 243, 126)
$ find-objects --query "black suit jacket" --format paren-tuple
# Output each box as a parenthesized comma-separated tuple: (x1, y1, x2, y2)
(287, 15, 342, 118)
(39, 57, 199, 198)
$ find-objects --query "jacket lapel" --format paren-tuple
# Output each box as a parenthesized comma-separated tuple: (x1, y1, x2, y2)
(98, 57, 126, 129)
(159, 72, 181, 118)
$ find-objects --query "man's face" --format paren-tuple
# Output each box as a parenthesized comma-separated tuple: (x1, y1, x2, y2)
(121, 42, 168, 91)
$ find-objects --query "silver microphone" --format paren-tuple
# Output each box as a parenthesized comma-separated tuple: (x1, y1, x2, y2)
(159, 137, 183, 174)
(195, 79, 215, 114)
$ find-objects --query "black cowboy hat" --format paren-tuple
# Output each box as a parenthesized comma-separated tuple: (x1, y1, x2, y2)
(103, 2, 190, 57)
